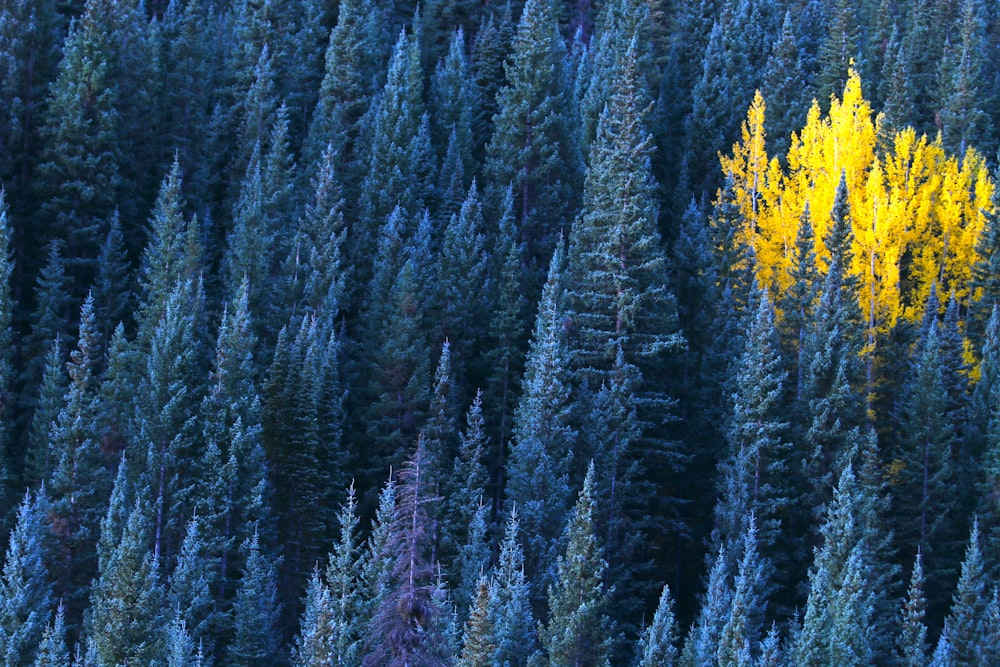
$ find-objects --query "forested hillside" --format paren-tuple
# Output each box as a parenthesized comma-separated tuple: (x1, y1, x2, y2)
(2, 0, 1000, 663)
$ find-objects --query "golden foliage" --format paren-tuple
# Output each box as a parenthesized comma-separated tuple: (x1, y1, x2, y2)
(720, 68, 995, 346)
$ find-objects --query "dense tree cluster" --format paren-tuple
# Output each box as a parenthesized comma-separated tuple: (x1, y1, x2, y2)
(2, 0, 1000, 663)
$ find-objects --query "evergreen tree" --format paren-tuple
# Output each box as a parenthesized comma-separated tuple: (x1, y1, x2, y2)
(897, 552, 928, 667)
(46, 294, 110, 624)
(540, 464, 612, 667)
(483, 187, 528, 474)
(85, 496, 166, 667)
(795, 462, 882, 667)
(0, 0, 59, 203)
(894, 318, 959, 606)
(31, 604, 69, 667)
(354, 27, 431, 291)
(131, 277, 205, 566)
(0, 192, 13, 495)
(969, 162, 1000, 347)
(229, 528, 283, 666)
(23, 341, 65, 490)
(505, 245, 575, 600)
(0, 489, 54, 667)
(90, 212, 131, 341)
(303, 0, 381, 182)
(19, 241, 72, 437)
(293, 568, 336, 667)
(322, 484, 364, 666)
(457, 580, 495, 667)
(713, 285, 793, 589)
(168, 513, 221, 658)
(34, 0, 123, 284)
(484, 0, 581, 271)
(637, 583, 679, 667)
(816, 0, 861, 104)
(944, 521, 989, 665)
(488, 508, 537, 667)
(363, 441, 451, 667)
(680, 546, 732, 667)
(436, 182, 489, 385)
(430, 29, 479, 184)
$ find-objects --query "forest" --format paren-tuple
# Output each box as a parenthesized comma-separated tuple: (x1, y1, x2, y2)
(2, 0, 1000, 663)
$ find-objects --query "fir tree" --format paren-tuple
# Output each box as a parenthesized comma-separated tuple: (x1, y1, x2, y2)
(85, 497, 166, 667)
(945, 521, 989, 665)
(167, 514, 221, 658)
(0, 489, 54, 667)
(540, 464, 612, 667)
(35, 0, 123, 285)
(637, 583, 679, 667)
(488, 508, 538, 667)
(31, 604, 69, 667)
(897, 552, 929, 667)
(363, 441, 451, 667)
(484, 0, 581, 271)
(457, 580, 496, 667)
(46, 295, 110, 624)
(229, 528, 283, 667)
(505, 245, 575, 600)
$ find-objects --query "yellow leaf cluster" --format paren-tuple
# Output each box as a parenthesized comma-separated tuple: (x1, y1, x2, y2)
(720, 69, 995, 343)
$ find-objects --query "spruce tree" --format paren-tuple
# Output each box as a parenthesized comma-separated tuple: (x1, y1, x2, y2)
(0, 192, 13, 495)
(637, 583, 679, 667)
(46, 295, 110, 624)
(0, 489, 54, 667)
(86, 497, 166, 667)
(896, 552, 929, 667)
(505, 245, 575, 600)
(34, 0, 123, 285)
(488, 508, 538, 667)
(31, 604, 69, 667)
(944, 521, 989, 665)
(167, 514, 221, 659)
(484, 0, 581, 271)
(363, 441, 451, 667)
(23, 341, 65, 490)
(456, 580, 496, 667)
(540, 464, 612, 667)
(229, 528, 283, 667)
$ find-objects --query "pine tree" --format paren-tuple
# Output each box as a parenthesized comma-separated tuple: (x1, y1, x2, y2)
(34, 0, 123, 285)
(322, 484, 364, 666)
(540, 464, 613, 667)
(969, 162, 1000, 347)
(680, 546, 732, 667)
(0, 489, 54, 667)
(816, 0, 861, 104)
(637, 583, 679, 667)
(165, 613, 204, 667)
(430, 29, 479, 183)
(441, 391, 490, 586)
(46, 295, 110, 624)
(894, 318, 959, 605)
(229, 528, 283, 667)
(436, 182, 489, 385)
(488, 508, 537, 667)
(303, 0, 381, 182)
(31, 604, 69, 667)
(505, 245, 575, 600)
(897, 552, 929, 667)
(0, 192, 13, 496)
(90, 212, 131, 341)
(714, 285, 793, 589)
(945, 521, 989, 665)
(0, 0, 59, 202)
(796, 462, 882, 667)
(716, 518, 770, 666)
(23, 341, 65, 490)
(167, 514, 221, 658)
(484, 0, 581, 271)
(19, 242, 72, 439)
(363, 441, 451, 667)
(354, 27, 431, 290)
(86, 496, 166, 667)
(457, 580, 496, 667)
(131, 277, 205, 566)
